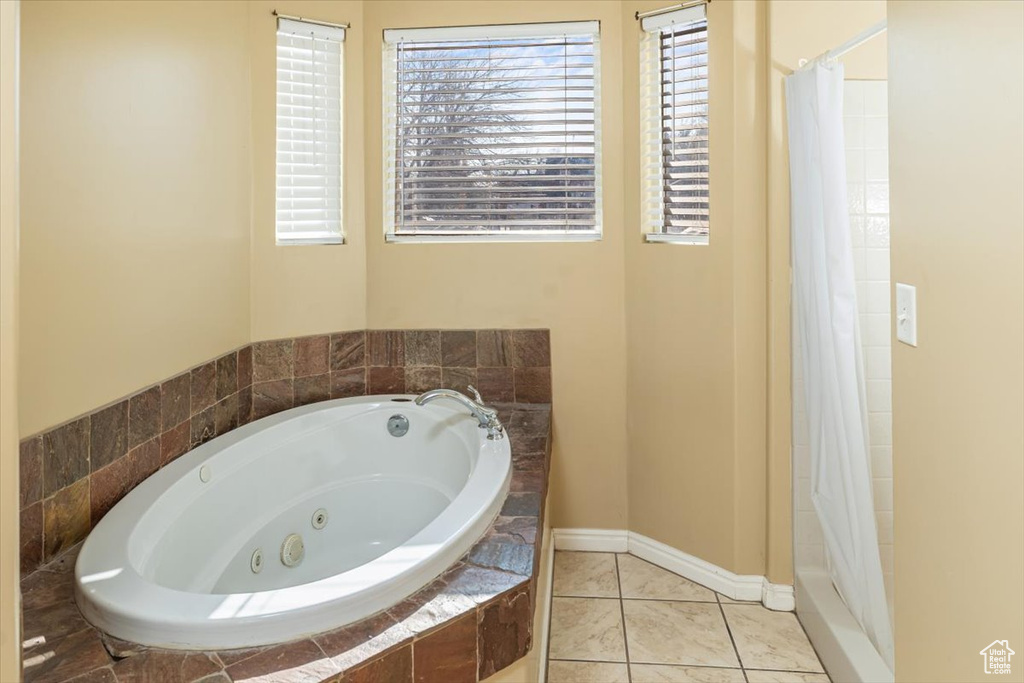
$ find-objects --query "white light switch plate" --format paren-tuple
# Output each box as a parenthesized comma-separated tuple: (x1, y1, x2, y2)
(895, 282, 917, 346)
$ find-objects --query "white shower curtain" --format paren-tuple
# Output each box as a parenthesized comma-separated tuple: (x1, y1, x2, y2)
(785, 62, 895, 669)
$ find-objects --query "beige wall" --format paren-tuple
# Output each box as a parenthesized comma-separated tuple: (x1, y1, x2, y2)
(249, 0, 367, 341)
(888, 1, 1024, 680)
(18, 1, 253, 437)
(622, 0, 769, 574)
(362, 0, 630, 531)
(1, 1, 21, 678)
(765, 0, 888, 583)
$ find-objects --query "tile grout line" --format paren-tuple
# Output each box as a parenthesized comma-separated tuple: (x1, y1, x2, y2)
(614, 553, 633, 683)
(717, 599, 749, 683)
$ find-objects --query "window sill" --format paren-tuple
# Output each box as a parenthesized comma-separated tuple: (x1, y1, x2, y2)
(385, 231, 602, 244)
(644, 233, 709, 246)
(276, 235, 345, 246)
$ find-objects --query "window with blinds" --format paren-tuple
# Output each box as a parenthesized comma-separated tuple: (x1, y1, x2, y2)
(276, 18, 345, 245)
(383, 22, 602, 241)
(640, 4, 709, 244)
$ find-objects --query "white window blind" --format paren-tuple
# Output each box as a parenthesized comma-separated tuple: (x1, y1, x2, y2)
(276, 18, 345, 245)
(640, 5, 709, 244)
(383, 21, 602, 241)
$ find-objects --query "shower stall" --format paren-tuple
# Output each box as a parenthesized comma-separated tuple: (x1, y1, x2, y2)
(787, 21, 894, 683)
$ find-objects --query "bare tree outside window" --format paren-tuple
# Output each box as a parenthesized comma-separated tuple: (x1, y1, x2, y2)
(386, 26, 600, 237)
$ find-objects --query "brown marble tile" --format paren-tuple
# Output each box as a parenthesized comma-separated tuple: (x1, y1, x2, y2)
(509, 409, 551, 434)
(23, 627, 111, 683)
(112, 651, 222, 683)
(501, 492, 541, 518)
(477, 330, 514, 368)
(475, 367, 514, 403)
(330, 331, 365, 371)
(367, 330, 405, 367)
(216, 352, 238, 400)
(368, 367, 406, 394)
(345, 645, 412, 683)
(509, 467, 544, 493)
(43, 479, 90, 561)
(413, 612, 476, 683)
(22, 598, 91, 649)
(386, 572, 477, 637)
(491, 516, 539, 546)
(128, 386, 162, 449)
(161, 373, 191, 432)
(20, 502, 43, 573)
(43, 417, 90, 497)
(446, 565, 527, 606)
(316, 612, 413, 671)
(238, 345, 254, 388)
(161, 421, 191, 466)
(253, 379, 294, 419)
(191, 361, 217, 415)
(331, 368, 367, 399)
(238, 385, 253, 426)
(440, 367, 477, 395)
(440, 331, 476, 367)
(404, 330, 441, 366)
(90, 454, 131, 527)
(514, 367, 552, 403)
(253, 339, 295, 382)
(295, 335, 331, 378)
(21, 564, 75, 612)
(87, 402, 127, 473)
(405, 367, 441, 394)
(21, 436, 43, 508)
(468, 540, 535, 577)
(212, 646, 268, 668)
(295, 374, 331, 406)
(190, 406, 216, 449)
(225, 638, 339, 683)
(64, 665, 117, 682)
(477, 583, 533, 679)
(512, 329, 550, 368)
(40, 543, 80, 574)
(214, 394, 240, 436)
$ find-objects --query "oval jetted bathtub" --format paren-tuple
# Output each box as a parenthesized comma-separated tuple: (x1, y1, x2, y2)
(74, 395, 512, 650)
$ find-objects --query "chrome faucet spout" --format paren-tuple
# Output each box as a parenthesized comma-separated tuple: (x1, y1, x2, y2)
(415, 386, 505, 440)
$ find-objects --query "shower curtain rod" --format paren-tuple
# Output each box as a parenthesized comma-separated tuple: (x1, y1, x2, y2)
(800, 19, 887, 68)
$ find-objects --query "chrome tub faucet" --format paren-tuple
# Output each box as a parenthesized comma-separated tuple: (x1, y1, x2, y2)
(415, 385, 505, 440)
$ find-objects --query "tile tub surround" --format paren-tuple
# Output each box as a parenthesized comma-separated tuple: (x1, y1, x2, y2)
(546, 551, 829, 683)
(20, 403, 551, 683)
(19, 329, 552, 574)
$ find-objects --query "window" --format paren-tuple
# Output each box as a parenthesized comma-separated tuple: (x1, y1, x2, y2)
(640, 4, 709, 244)
(276, 18, 345, 245)
(383, 22, 602, 241)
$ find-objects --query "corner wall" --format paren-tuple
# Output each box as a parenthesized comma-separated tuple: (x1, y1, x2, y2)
(248, 0, 367, 341)
(361, 0, 631, 532)
(888, 1, 1024, 679)
(18, 0, 253, 437)
(622, 0, 769, 575)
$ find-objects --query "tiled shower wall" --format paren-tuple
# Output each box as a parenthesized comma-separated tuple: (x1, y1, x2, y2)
(792, 80, 892, 623)
(19, 329, 552, 574)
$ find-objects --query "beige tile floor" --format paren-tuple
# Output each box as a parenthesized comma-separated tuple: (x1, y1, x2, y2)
(546, 551, 830, 683)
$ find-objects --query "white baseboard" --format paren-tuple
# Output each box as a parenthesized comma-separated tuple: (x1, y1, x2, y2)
(551, 528, 628, 553)
(552, 528, 795, 612)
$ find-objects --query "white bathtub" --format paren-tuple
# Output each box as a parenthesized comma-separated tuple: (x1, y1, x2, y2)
(74, 395, 512, 650)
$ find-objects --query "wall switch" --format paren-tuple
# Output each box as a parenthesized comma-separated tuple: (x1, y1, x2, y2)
(895, 283, 917, 347)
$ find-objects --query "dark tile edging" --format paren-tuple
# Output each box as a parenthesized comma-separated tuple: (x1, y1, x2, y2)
(19, 329, 551, 575)
(20, 404, 552, 683)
